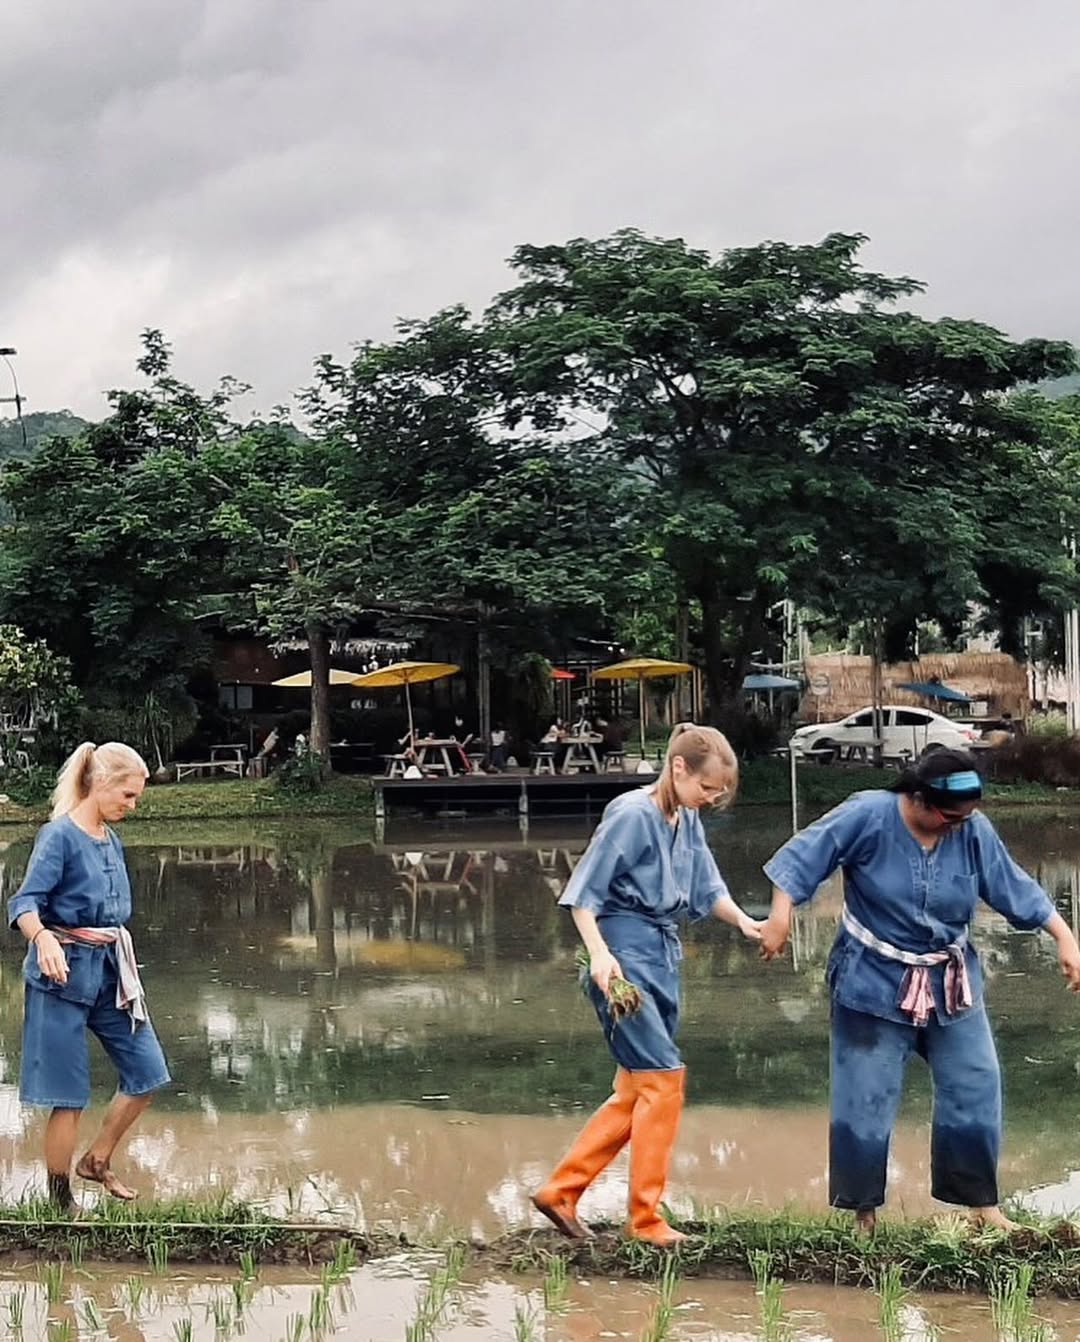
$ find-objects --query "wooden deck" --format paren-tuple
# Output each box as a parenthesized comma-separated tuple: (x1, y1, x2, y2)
(372, 771, 649, 819)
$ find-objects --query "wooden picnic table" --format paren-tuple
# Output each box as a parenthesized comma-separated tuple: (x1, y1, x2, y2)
(414, 738, 472, 775)
(560, 733, 604, 775)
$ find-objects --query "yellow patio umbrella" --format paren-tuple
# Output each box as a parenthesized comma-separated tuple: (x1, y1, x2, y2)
(591, 657, 693, 763)
(349, 661, 460, 740)
(272, 668, 362, 688)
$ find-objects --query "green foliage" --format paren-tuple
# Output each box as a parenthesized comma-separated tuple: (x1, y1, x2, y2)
(490, 229, 1079, 726)
(274, 747, 330, 795)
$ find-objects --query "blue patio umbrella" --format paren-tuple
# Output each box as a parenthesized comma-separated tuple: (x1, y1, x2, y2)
(894, 680, 971, 703)
(743, 674, 802, 692)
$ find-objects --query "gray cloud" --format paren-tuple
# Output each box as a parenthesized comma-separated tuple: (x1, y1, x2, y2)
(2, 0, 1078, 418)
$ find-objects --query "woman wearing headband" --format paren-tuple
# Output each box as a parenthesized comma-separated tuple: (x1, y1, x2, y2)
(760, 749, 1080, 1234)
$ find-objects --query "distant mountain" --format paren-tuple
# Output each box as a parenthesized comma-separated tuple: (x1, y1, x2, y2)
(0, 410, 90, 464)
(1039, 373, 1080, 400)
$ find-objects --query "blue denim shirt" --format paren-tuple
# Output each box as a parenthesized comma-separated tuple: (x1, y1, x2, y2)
(558, 787, 732, 924)
(8, 816, 132, 1006)
(764, 790, 1054, 1026)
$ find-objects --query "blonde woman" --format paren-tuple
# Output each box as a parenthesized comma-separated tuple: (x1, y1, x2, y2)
(532, 723, 761, 1246)
(8, 742, 170, 1211)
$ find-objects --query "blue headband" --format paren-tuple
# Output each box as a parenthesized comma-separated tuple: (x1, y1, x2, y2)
(926, 770, 982, 795)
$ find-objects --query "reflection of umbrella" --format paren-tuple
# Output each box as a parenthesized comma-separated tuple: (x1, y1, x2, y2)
(349, 661, 460, 738)
(272, 668, 362, 688)
(591, 657, 693, 761)
(895, 680, 971, 703)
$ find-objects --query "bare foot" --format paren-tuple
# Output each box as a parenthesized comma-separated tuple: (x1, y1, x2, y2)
(969, 1206, 1021, 1233)
(75, 1153, 137, 1201)
(854, 1209, 877, 1237)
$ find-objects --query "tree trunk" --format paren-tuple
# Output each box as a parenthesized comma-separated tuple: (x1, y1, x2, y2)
(306, 620, 332, 763)
(698, 589, 765, 746)
(675, 597, 690, 720)
(477, 610, 492, 746)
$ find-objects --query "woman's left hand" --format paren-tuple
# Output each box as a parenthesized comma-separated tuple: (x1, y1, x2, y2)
(737, 912, 764, 942)
(1060, 941, 1080, 992)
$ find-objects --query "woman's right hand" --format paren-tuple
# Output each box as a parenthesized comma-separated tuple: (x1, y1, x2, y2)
(34, 931, 69, 985)
(589, 948, 624, 997)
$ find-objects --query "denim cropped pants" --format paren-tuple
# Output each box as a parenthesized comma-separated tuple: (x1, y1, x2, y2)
(586, 913, 683, 1072)
(829, 1001, 1002, 1210)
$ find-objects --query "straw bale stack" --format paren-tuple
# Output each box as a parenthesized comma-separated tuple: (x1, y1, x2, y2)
(800, 651, 1029, 722)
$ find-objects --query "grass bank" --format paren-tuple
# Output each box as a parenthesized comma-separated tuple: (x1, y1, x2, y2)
(0, 1196, 379, 1266)
(739, 758, 1080, 810)
(9, 1199, 1080, 1298)
(0, 775, 374, 827)
(498, 1209, 1080, 1297)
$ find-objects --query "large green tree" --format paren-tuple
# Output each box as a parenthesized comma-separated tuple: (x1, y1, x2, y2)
(489, 230, 1077, 730)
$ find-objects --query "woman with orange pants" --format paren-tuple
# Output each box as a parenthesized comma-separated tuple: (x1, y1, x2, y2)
(531, 724, 761, 1245)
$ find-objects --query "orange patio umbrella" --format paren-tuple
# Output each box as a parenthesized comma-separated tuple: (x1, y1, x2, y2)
(590, 657, 693, 762)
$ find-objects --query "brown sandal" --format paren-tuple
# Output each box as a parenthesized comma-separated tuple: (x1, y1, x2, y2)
(75, 1154, 137, 1200)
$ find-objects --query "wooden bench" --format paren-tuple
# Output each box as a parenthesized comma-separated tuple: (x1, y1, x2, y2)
(175, 759, 244, 783)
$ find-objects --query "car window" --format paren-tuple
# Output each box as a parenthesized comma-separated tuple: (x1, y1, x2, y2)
(895, 710, 931, 726)
(850, 711, 874, 727)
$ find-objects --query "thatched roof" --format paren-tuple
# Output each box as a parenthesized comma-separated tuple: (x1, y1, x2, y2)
(801, 651, 1029, 721)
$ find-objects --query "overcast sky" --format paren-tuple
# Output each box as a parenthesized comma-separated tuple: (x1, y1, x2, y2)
(2, 0, 1077, 420)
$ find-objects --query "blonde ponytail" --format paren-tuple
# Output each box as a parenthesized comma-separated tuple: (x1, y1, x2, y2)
(51, 741, 149, 819)
(654, 721, 738, 819)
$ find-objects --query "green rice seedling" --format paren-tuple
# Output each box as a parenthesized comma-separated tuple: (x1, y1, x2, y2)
(308, 1286, 333, 1336)
(639, 1255, 680, 1342)
(575, 948, 642, 1020)
(47, 1322, 72, 1342)
(238, 1249, 258, 1280)
(147, 1237, 170, 1275)
(759, 1277, 791, 1342)
(206, 1290, 234, 1334)
(172, 1319, 194, 1342)
(80, 1296, 106, 1331)
(512, 1302, 540, 1342)
(748, 1248, 773, 1293)
(7, 1288, 25, 1330)
(40, 1261, 65, 1304)
(991, 1265, 1037, 1338)
(875, 1264, 908, 1341)
(329, 1238, 356, 1279)
(66, 1237, 85, 1270)
(124, 1275, 147, 1316)
(232, 1276, 254, 1319)
(542, 1253, 569, 1312)
(404, 1244, 467, 1342)
(281, 1313, 305, 1342)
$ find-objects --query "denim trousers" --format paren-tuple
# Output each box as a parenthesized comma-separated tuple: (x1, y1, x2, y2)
(829, 1001, 1001, 1210)
(586, 913, 683, 1072)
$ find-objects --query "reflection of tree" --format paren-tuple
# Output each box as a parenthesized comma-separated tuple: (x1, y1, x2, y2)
(0, 817, 1077, 1144)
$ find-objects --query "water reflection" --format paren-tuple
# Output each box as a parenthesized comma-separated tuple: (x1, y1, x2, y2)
(0, 808, 1075, 1229)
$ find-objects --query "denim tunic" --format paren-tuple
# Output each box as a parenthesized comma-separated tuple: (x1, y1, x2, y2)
(559, 787, 732, 1069)
(9, 816, 133, 1005)
(764, 790, 1054, 1026)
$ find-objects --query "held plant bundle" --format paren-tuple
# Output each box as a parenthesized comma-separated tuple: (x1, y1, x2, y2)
(575, 948, 643, 1021)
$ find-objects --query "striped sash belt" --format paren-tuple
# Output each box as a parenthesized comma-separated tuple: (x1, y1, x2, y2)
(841, 905, 972, 1027)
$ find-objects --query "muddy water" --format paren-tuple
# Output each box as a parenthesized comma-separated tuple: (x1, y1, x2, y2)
(0, 809, 1076, 1228)
(1, 1263, 1080, 1340)
(0, 805, 1077, 1335)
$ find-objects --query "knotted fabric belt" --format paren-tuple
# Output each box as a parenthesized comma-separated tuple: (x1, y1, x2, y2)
(48, 926, 147, 1030)
(840, 905, 972, 1027)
